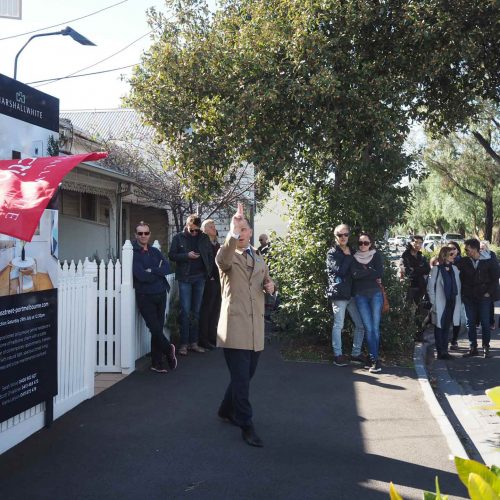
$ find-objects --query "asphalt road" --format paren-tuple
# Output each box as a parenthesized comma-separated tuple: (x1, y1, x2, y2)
(0, 345, 468, 500)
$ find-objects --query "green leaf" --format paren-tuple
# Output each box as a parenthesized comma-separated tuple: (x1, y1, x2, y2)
(454, 457, 500, 493)
(389, 482, 403, 500)
(467, 473, 500, 500)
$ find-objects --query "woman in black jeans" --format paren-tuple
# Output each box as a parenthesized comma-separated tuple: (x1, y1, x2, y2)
(427, 246, 462, 360)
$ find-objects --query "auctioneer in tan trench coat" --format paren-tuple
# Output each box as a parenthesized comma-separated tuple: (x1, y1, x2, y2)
(216, 234, 271, 352)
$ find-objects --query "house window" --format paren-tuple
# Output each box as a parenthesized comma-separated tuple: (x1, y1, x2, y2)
(61, 191, 80, 217)
(81, 193, 96, 221)
(61, 191, 110, 225)
(98, 197, 110, 225)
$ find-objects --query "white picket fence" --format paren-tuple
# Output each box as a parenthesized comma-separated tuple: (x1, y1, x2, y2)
(1, 240, 176, 454)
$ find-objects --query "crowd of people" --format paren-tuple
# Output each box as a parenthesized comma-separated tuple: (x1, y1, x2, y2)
(327, 228, 499, 374)
(131, 209, 274, 447)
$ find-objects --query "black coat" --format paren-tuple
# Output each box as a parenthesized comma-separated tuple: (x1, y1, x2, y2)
(457, 255, 500, 300)
(168, 230, 213, 281)
(326, 245, 355, 300)
(399, 248, 430, 291)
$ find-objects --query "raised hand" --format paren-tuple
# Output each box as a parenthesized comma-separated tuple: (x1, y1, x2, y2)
(230, 202, 245, 235)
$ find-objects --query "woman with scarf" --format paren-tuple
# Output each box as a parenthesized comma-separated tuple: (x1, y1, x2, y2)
(351, 232, 384, 373)
(447, 241, 464, 350)
(427, 246, 461, 360)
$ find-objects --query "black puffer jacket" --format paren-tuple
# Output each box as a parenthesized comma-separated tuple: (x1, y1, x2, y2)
(326, 245, 355, 300)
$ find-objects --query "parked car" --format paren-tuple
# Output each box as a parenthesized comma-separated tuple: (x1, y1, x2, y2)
(394, 235, 406, 246)
(441, 233, 464, 245)
(423, 233, 442, 251)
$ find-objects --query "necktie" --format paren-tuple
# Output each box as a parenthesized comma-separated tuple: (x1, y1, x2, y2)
(245, 248, 253, 259)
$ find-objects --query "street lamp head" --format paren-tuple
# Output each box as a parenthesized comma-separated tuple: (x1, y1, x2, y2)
(14, 25, 96, 80)
(61, 26, 96, 46)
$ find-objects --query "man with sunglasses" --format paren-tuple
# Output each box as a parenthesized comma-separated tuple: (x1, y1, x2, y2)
(326, 224, 365, 366)
(169, 214, 213, 356)
(133, 222, 177, 373)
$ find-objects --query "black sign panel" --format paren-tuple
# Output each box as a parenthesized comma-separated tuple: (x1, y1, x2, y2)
(0, 289, 58, 423)
(0, 74, 59, 132)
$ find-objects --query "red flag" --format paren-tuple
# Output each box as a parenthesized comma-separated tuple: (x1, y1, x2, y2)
(0, 152, 108, 241)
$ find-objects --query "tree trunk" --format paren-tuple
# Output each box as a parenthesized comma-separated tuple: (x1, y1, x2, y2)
(484, 191, 494, 242)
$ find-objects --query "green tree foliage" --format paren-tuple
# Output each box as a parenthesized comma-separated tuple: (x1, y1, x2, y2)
(269, 185, 415, 355)
(406, 105, 500, 240)
(126, 0, 499, 351)
(127, 0, 499, 198)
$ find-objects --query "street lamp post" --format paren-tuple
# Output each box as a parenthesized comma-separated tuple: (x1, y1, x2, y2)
(14, 26, 95, 80)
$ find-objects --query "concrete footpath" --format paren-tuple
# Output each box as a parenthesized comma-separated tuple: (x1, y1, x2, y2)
(0, 343, 468, 499)
(424, 305, 500, 468)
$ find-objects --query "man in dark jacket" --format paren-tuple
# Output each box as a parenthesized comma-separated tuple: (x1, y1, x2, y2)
(399, 235, 430, 305)
(168, 214, 213, 355)
(399, 235, 430, 340)
(457, 238, 500, 358)
(198, 218, 221, 350)
(133, 221, 177, 373)
(326, 224, 365, 367)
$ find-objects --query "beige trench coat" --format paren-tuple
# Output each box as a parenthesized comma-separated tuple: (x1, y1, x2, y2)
(216, 234, 271, 351)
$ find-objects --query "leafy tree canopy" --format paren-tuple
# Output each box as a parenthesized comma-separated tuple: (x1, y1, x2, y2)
(127, 0, 499, 200)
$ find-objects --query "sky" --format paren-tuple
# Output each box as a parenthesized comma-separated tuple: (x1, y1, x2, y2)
(0, 0, 169, 110)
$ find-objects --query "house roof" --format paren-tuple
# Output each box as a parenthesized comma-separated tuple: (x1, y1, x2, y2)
(60, 108, 156, 143)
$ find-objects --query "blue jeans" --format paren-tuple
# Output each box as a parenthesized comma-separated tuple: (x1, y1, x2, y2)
(331, 298, 365, 356)
(463, 296, 492, 348)
(178, 278, 206, 345)
(355, 291, 383, 361)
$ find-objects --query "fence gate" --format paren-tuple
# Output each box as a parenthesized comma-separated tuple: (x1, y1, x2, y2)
(96, 260, 121, 372)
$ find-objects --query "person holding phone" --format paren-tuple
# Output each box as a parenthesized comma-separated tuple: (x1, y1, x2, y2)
(169, 214, 213, 356)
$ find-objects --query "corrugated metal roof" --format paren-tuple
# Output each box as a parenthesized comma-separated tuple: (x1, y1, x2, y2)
(60, 108, 156, 142)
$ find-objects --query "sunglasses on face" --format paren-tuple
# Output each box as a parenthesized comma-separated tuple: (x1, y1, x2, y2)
(136, 231, 150, 236)
(358, 241, 371, 246)
(336, 233, 349, 238)
(189, 228, 200, 234)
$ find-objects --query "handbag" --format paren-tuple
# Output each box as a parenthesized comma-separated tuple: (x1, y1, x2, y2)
(378, 283, 390, 314)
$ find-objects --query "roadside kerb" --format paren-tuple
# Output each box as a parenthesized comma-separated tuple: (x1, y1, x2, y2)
(413, 340, 468, 461)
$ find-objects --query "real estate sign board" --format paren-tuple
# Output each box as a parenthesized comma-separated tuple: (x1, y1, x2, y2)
(0, 74, 59, 423)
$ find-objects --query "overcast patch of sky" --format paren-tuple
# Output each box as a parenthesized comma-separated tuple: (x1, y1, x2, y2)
(0, 0, 177, 110)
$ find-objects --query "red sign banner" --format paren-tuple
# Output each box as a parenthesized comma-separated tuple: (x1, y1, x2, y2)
(0, 152, 108, 241)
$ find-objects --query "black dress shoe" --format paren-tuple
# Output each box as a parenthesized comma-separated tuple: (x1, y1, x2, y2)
(437, 353, 454, 360)
(217, 408, 238, 426)
(199, 342, 216, 351)
(241, 426, 263, 447)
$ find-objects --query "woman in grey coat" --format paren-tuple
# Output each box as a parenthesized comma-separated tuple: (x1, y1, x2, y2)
(427, 246, 462, 360)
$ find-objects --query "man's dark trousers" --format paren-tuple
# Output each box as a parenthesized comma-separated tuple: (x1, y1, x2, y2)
(199, 278, 221, 346)
(220, 348, 260, 427)
(136, 292, 171, 367)
(463, 296, 492, 348)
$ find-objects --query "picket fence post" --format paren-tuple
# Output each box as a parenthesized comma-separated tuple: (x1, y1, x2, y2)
(120, 240, 136, 374)
(83, 258, 98, 397)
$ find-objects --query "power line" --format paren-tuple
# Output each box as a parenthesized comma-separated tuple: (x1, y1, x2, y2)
(0, 0, 129, 41)
(31, 31, 151, 88)
(28, 64, 137, 86)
